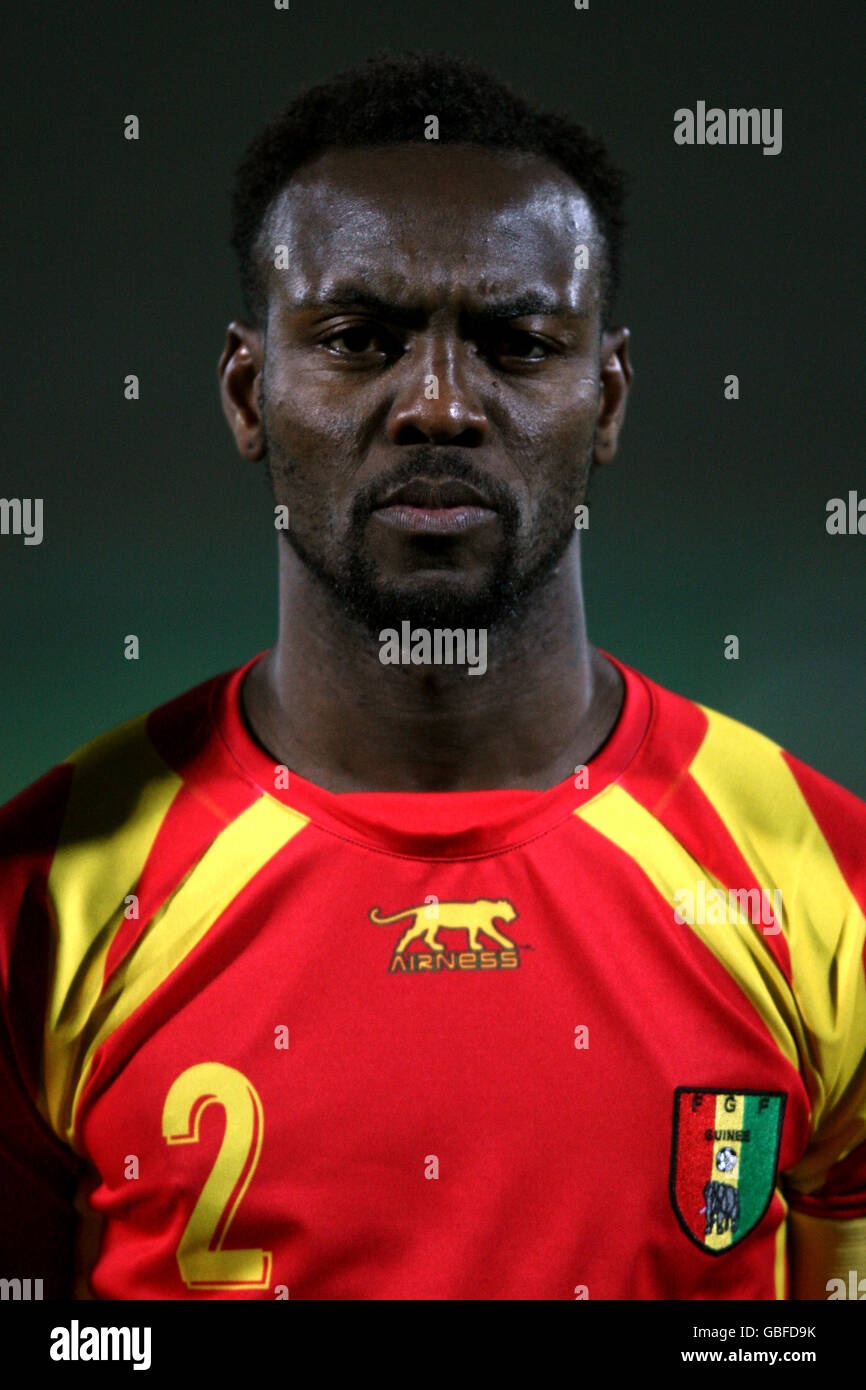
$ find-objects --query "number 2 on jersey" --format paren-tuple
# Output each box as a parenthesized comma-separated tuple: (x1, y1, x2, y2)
(162, 1062, 272, 1290)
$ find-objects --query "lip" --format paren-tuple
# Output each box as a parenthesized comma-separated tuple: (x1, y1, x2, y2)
(372, 503, 497, 535)
(376, 477, 494, 510)
(372, 477, 497, 534)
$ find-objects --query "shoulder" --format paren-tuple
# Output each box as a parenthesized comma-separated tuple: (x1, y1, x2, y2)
(0, 666, 233, 919)
(630, 662, 866, 875)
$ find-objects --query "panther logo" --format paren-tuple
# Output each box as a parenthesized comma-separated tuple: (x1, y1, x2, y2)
(369, 898, 518, 955)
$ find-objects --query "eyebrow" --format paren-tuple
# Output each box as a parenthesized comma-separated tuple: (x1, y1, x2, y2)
(468, 293, 575, 319)
(289, 290, 423, 326)
(287, 287, 581, 323)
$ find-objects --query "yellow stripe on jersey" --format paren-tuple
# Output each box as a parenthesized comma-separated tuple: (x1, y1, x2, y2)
(42, 714, 183, 1142)
(691, 706, 866, 1191)
(774, 1185, 788, 1300)
(576, 786, 803, 1069)
(62, 794, 308, 1148)
(705, 1093, 744, 1253)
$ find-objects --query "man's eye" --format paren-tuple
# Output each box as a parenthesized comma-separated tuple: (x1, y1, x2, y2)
(488, 333, 551, 362)
(325, 326, 396, 356)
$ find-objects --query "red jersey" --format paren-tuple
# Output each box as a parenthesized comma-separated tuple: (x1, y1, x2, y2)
(1, 650, 864, 1299)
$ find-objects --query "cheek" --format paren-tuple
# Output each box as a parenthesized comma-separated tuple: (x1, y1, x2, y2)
(506, 403, 597, 510)
(268, 392, 360, 460)
(495, 376, 598, 455)
(264, 391, 370, 542)
(265, 396, 369, 525)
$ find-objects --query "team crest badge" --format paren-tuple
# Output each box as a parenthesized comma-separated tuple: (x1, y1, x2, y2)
(669, 1088, 786, 1254)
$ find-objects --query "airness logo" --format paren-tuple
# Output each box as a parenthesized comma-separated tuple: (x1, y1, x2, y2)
(670, 1088, 786, 1254)
(369, 897, 521, 973)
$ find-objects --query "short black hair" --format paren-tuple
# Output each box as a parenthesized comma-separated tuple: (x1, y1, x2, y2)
(230, 51, 629, 331)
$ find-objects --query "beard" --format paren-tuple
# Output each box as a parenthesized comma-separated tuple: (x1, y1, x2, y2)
(266, 437, 593, 642)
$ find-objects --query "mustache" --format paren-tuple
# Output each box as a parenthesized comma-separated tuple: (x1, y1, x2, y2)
(353, 449, 520, 520)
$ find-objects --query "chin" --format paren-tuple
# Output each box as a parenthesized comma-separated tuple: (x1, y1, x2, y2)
(361, 573, 518, 635)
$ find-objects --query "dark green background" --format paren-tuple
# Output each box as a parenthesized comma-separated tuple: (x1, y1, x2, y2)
(3, 0, 864, 800)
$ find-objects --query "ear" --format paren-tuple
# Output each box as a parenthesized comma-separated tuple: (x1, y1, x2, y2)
(217, 321, 266, 460)
(593, 326, 633, 468)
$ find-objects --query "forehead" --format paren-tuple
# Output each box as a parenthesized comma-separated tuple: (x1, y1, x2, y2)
(260, 144, 601, 314)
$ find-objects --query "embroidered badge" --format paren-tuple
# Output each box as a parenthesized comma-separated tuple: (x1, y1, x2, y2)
(669, 1088, 786, 1253)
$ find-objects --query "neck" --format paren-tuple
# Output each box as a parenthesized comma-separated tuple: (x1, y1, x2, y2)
(240, 539, 623, 792)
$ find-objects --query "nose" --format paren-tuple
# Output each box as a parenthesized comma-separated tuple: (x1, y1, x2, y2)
(385, 339, 489, 446)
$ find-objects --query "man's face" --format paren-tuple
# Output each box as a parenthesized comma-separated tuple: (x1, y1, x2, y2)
(223, 143, 630, 635)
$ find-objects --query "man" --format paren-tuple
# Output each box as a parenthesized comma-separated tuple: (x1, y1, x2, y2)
(1, 53, 863, 1301)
